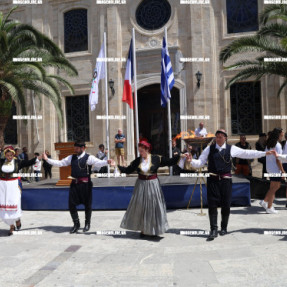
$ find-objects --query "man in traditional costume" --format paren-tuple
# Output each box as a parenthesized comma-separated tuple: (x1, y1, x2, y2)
(187, 129, 274, 240)
(42, 141, 113, 233)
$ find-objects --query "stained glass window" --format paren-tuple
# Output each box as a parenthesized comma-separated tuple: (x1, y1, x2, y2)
(66, 95, 90, 141)
(64, 9, 88, 53)
(136, 0, 171, 31)
(230, 82, 262, 135)
(226, 0, 258, 34)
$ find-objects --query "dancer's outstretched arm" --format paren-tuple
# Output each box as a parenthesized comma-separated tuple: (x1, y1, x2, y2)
(230, 145, 269, 159)
(42, 153, 72, 167)
(118, 157, 140, 174)
(42, 153, 114, 168)
(19, 157, 37, 169)
(159, 155, 180, 167)
(188, 146, 210, 169)
(87, 155, 113, 168)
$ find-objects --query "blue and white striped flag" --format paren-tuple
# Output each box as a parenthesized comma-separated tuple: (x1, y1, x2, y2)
(161, 37, 174, 107)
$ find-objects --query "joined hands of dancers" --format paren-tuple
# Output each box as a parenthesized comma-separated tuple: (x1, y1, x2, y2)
(183, 149, 276, 163)
(42, 152, 115, 167)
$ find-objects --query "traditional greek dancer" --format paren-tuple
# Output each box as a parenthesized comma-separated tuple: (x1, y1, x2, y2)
(42, 141, 114, 233)
(186, 129, 274, 240)
(117, 140, 180, 238)
(259, 128, 284, 214)
(0, 146, 37, 236)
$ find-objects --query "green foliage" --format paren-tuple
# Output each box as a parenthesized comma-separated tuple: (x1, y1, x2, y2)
(0, 6, 78, 124)
(220, 4, 287, 97)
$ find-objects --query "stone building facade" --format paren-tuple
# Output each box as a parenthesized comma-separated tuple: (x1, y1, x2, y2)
(1, 0, 286, 177)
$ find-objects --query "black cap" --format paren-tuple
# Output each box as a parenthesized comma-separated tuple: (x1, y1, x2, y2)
(74, 141, 86, 147)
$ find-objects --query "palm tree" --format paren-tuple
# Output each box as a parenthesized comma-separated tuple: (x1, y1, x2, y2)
(219, 4, 287, 95)
(0, 6, 78, 146)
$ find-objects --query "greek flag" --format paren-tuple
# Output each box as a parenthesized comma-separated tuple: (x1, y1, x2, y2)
(161, 37, 174, 107)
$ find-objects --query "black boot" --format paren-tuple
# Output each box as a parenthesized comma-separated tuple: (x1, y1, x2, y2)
(220, 215, 229, 236)
(207, 208, 218, 241)
(83, 209, 91, 232)
(83, 220, 90, 232)
(70, 213, 80, 234)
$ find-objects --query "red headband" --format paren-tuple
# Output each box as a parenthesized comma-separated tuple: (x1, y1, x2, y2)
(4, 145, 15, 155)
(138, 140, 152, 151)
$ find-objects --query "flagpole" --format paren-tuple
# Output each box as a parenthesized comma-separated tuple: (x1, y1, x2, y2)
(104, 32, 110, 174)
(132, 28, 139, 157)
(165, 27, 173, 176)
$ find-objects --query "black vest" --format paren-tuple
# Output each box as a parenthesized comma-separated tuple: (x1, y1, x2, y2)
(208, 144, 232, 174)
(71, 153, 91, 178)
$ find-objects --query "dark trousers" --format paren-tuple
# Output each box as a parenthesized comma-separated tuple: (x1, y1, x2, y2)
(207, 177, 232, 230)
(173, 165, 181, 175)
(34, 170, 40, 182)
(44, 168, 52, 179)
(69, 181, 93, 223)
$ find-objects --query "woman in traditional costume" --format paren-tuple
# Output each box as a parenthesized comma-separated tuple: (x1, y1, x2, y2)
(118, 141, 179, 238)
(0, 146, 37, 235)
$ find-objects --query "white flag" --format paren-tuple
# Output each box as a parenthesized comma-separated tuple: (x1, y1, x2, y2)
(89, 42, 105, 111)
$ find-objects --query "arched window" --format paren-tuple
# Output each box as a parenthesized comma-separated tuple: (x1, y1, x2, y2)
(136, 0, 171, 31)
(64, 9, 88, 53)
(66, 95, 90, 142)
(226, 0, 258, 34)
(230, 82, 262, 135)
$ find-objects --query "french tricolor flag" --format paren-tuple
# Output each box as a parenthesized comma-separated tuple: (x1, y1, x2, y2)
(122, 39, 134, 109)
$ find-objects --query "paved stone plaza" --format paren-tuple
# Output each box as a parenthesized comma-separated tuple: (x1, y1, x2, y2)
(1, 199, 287, 287)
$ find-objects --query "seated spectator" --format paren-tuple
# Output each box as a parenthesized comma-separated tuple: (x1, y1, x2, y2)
(94, 144, 108, 174)
(195, 122, 208, 137)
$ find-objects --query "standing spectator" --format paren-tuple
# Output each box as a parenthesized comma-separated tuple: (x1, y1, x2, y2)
(19, 147, 28, 161)
(172, 140, 181, 175)
(281, 132, 287, 207)
(33, 153, 42, 182)
(14, 147, 21, 159)
(42, 150, 52, 179)
(18, 147, 30, 182)
(94, 144, 108, 174)
(256, 133, 267, 178)
(115, 128, 126, 166)
(195, 122, 208, 137)
(234, 135, 252, 176)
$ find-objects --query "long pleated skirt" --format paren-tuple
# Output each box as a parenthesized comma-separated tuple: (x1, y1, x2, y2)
(120, 178, 169, 236)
